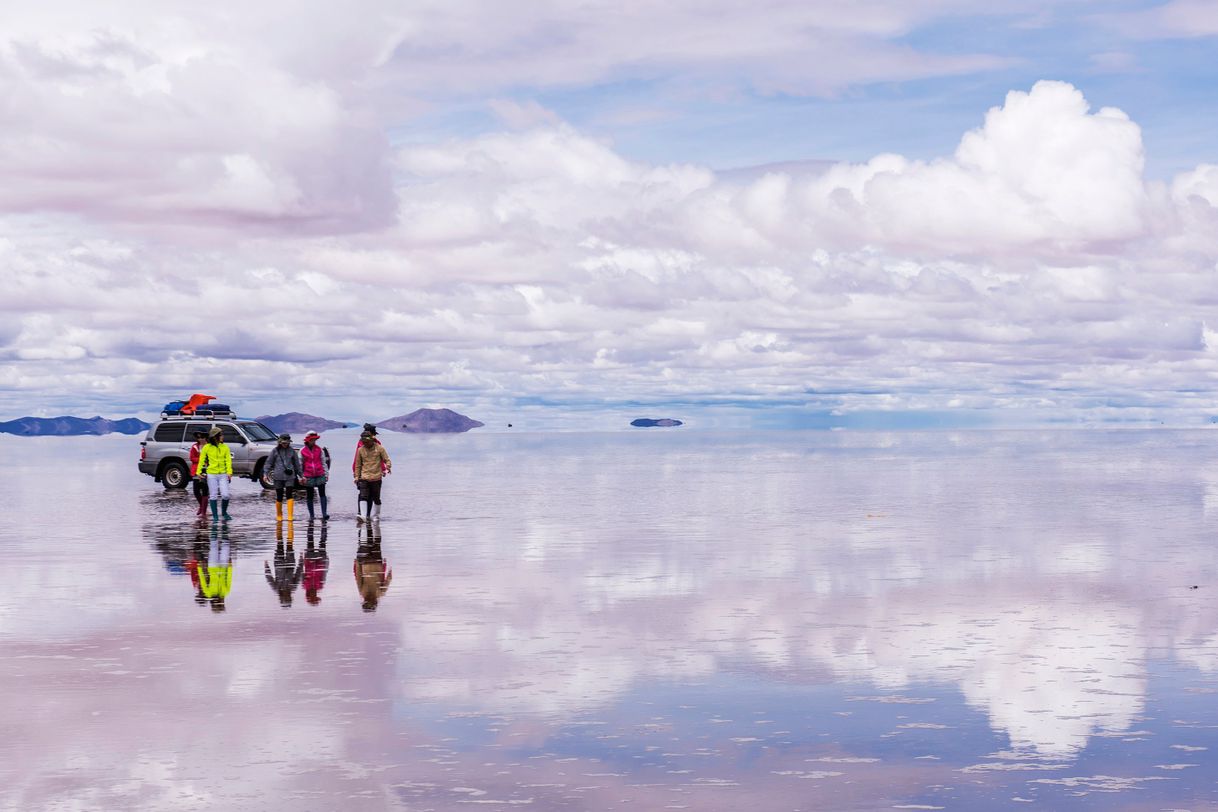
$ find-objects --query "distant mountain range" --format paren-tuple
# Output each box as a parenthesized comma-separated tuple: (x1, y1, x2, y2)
(254, 412, 353, 434)
(0, 407, 484, 437)
(377, 408, 484, 433)
(631, 418, 683, 427)
(0, 416, 151, 436)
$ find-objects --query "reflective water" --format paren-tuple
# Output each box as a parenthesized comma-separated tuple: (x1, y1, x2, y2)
(2, 429, 1217, 810)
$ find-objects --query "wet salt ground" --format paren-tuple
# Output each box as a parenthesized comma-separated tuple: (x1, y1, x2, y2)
(2, 429, 1218, 810)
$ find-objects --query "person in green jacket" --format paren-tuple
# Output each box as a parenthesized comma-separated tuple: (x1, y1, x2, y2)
(198, 426, 234, 521)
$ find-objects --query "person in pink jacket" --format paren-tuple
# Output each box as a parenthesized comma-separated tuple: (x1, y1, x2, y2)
(300, 431, 331, 521)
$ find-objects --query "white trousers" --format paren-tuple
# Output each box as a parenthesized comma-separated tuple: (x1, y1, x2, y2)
(206, 473, 231, 500)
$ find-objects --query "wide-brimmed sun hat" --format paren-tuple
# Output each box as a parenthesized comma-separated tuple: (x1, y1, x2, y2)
(277, 433, 291, 442)
(207, 426, 223, 438)
(304, 431, 320, 441)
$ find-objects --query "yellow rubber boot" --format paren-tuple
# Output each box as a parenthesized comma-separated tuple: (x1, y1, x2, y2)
(275, 501, 283, 522)
(286, 499, 295, 523)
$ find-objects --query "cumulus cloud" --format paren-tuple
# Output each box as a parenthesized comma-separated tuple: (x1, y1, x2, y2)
(679, 81, 1152, 255)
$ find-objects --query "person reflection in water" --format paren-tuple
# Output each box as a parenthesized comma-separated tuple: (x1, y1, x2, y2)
(264, 522, 302, 607)
(354, 523, 391, 613)
(198, 523, 233, 612)
(302, 523, 329, 606)
(186, 531, 208, 607)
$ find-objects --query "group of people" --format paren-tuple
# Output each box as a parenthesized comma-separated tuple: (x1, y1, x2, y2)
(186, 423, 394, 523)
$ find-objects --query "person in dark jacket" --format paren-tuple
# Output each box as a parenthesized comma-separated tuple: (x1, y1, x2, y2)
(266, 434, 303, 522)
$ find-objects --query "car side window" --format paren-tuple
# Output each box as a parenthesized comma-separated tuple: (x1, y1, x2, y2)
(154, 423, 185, 443)
(220, 424, 245, 445)
(186, 423, 211, 439)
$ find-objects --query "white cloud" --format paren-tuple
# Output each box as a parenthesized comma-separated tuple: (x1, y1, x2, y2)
(685, 81, 1152, 255)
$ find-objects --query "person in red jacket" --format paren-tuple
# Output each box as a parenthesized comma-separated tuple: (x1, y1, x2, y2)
(188, 430, 209, 519)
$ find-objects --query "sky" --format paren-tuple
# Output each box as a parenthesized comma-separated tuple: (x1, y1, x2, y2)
(2, 1, 1218, 429)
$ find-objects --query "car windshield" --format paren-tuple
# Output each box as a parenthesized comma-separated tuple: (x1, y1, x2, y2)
(240, 422, 277, 442)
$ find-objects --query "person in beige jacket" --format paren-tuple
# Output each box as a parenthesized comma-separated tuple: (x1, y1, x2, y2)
(352, 431, 392, 523)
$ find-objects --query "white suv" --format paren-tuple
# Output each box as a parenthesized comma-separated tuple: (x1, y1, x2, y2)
(138, 413, 284, 490)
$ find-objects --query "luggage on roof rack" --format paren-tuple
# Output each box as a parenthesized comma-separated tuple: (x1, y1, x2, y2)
(160, 407, 235, 419)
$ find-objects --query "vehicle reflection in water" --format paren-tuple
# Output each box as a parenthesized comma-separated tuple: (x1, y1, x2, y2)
(354, 522, 391, 612)
(264, 522, 301, 608)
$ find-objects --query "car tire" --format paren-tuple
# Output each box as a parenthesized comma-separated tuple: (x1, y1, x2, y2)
(161, 460, 189, 490)
(257, 459, 276, 490)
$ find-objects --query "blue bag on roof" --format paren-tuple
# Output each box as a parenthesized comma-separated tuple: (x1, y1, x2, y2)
(162, 400, 186, 414)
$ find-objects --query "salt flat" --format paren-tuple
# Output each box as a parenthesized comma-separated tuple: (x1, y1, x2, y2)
(1, 429, 1216, 810)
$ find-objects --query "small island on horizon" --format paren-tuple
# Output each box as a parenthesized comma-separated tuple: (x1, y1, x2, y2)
(631, 418, 684, 428)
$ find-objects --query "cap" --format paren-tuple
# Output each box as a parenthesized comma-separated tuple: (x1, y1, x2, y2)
(192, 430, 206, 438)
(303, 431, 320, 441)
(277, 433, 291, 442)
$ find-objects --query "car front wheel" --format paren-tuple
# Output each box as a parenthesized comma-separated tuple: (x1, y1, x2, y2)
(161, 460, 189, 490)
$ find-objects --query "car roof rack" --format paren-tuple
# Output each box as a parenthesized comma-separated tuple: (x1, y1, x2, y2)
(160, 408, 237, 419)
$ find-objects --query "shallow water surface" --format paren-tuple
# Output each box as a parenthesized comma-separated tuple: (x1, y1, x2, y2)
(2, 429, 1217, 810)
